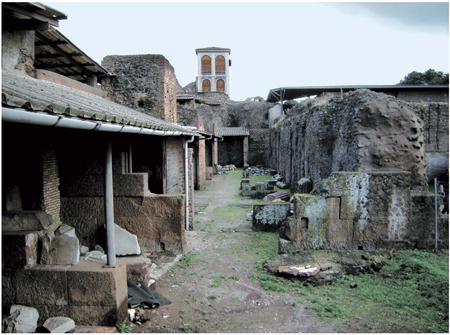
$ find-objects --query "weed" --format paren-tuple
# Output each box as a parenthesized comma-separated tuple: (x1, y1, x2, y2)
(313, 301, 349, 318)
(174, 279, 183, 285)
(179, 325, 192, 333)
(191, 271, 198, 275)
(207, 295, 218, 300)
(115, 323, 132, 333)
(195, 308, 207, 315)
(259, 280, 287, 293)
(175, 251, 200, 268)
(179, 310, 186, 314)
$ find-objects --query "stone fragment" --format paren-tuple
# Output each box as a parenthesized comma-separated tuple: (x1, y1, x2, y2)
(115, 224, 141, 256)
(240, 178, 250, 190)
(277, 264, 320, 277)
(242, 185, 252, 196)
(255, 182, 267, 191)
(40, 234, 80, 265)
(246, 212, 253, 221)
(297, 178, 313, 194)
(8, 305, 39, 333)
(276, 181, 289, 189)
(42, 317, 75, 333)
(80, 246, 89, 256)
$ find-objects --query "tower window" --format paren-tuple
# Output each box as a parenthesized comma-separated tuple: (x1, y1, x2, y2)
(202, 79, 211, 92)
(216, 79, 225, 92)
(215, 55, 225, 74)
(201, 56, 211, 74)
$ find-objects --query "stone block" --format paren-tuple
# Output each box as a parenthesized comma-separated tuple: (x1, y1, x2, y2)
(2, 231, 40, 269)
(2, 211, 52, 232)
(41, 234, 80, 265)
(241, 185, 252, 196)
(2, 269, 15, 304)
(114, 224, 141, 256)
(255, 182, 267, 191)
(8, 305, 39, 333)
(41, 316, 75, 333)
(206, 167, 213, 180)
(278, 264, 320, 277)
(252, 203, 290, 232)
(250, 190, 275, 199)
(67, 260, 127, 309)
(13, 265, 70, 306)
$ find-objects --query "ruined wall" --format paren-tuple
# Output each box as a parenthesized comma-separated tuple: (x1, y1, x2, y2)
(269, 90, 428, 193)
(101, 54, 178, 122)
(248, 129, 271, 166)
(58, 132, 186, 254)
(280, 171, 448, 252)
(411, 102, 449, 153)
(1, 29, 35, 76)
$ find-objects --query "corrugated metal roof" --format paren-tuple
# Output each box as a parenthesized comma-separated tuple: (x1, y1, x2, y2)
(266, 85, 450, 103)
(34, 26, 113, 83)
(217, 127, 249, 137)
(2, 70, 197, 135)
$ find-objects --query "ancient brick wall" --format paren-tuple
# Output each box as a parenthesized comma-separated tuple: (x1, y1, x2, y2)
(269, 90, 429, 193)
(101, 54, 177, 122)
(43, 145, 61, 230)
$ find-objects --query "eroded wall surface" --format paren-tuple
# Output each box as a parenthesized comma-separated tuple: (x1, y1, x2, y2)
(269, 89, 429, 193)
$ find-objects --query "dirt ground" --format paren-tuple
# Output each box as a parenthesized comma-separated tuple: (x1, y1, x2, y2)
(125, 170, 343, 333)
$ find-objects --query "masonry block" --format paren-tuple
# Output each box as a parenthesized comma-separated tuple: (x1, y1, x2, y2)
(253, 203, 290, 232)
(67, 261, 127, 308)
(13, 265, 70, 306)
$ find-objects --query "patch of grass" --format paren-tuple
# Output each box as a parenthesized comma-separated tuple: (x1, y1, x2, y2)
(324, 250, 450, 332)
(310, 301, 349, 318)
(174, 279, 183, 285)
(195, 308, 207, 315)
(259, 280, 287, 293)
(179, 325, 193, 333)
(174, 251, 200, 268)
(179, 310, 186, 314)
(207, 295, 218, 300)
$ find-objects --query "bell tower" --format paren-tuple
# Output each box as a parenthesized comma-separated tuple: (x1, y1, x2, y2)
(195, 47, 231, 95)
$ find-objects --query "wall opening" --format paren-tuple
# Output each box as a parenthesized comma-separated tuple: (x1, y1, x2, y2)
(202, 79, 211, 92)
(201, 55, 211, 75)
(215, 55, 225, 75)
(216, 79, 225, 92)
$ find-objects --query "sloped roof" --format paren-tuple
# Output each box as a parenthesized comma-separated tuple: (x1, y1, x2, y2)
(34, 26, 113, 83)
(195, 47, 231, 54)
(217, 127, 249, 137)
(2, 70, 197, 135)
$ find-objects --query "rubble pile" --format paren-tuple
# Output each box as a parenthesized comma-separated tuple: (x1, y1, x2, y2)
(217, 165, 236, 174)
(243, 166, 275, 177)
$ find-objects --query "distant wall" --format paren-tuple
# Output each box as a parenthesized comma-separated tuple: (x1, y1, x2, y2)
(101, 54, 178, 122)
(248, 129, 270, 166)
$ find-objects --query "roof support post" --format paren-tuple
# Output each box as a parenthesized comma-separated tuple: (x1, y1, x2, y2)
(104, 139, 117, 268)
(184, 136, 195, 231)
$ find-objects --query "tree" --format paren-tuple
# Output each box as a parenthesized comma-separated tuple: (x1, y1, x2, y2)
(398, 69, 449, 85)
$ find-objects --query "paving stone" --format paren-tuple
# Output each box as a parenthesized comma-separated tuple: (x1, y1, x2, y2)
(42, 316, 75, 333)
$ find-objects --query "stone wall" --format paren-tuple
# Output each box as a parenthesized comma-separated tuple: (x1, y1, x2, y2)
(165, 137, 185, 194)
(269, 90, 429, 193)
(101, 54, 178, 122)
(248, 129, 271, 166)
(280, 171, 448, 252)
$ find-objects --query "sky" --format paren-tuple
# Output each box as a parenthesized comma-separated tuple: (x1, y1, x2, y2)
(44, 1, 449, 102)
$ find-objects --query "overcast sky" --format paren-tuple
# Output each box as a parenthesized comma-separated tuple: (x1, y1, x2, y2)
(45, 1, 449, 101)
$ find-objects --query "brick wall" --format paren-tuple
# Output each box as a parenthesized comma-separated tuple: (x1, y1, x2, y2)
(43, 145, 61, 231)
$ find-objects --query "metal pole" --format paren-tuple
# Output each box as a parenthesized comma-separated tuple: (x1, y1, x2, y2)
(105, 140, 116, 267)
(434, 178, 438, 250)
(129, 138, 133, 173)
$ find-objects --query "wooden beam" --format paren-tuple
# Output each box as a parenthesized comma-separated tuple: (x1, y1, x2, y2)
(35, 31, 92, 77)
(2, 3, 62, 27)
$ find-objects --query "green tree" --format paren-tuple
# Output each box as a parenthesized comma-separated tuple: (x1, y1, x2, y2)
(398, 69, 449, 85)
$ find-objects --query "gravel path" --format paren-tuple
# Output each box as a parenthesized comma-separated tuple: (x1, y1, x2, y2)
(127, 170, 338, 333)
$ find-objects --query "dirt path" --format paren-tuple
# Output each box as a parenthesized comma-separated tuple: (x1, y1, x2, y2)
(130, 170, 339, 333)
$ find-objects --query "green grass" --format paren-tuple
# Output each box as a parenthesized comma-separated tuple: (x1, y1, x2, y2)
(328, 250, 449, 332)
(174, 251, 200, 269)
(207, 295, 218, 300)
